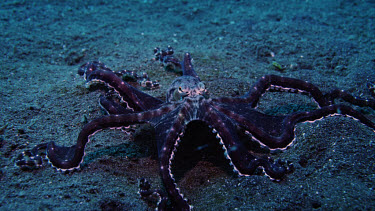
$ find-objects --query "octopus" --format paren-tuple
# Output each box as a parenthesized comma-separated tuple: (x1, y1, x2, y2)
(16, 47, 375, 210)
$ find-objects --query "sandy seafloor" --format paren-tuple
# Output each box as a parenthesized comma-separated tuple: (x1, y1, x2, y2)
(1, 0, 375, 210)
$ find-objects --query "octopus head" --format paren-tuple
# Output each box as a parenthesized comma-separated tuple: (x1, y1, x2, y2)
(167, 76, 207, 102)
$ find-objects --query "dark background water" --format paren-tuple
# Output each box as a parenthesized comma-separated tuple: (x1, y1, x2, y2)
(1, 0, 374, 210)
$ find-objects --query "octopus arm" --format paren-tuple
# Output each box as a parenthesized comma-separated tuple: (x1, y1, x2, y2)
(203, 102, 291, 179)
(87, 70, 163, 111)
(213, 102, 375, 149)
(243, 75, 328, 108)
(47, 105, 175, 170)
(216, 75, 375, 111)
(181, 52, 200, 81)
(325, 89, 375, 109)
(211, 102, 293, 149)
(79, 61, 163, 112)
(151, 104, 191, 210)
(98, 95, 134, 115)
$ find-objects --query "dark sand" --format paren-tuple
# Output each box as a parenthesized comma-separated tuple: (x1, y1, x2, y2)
(1, 0, 374, 210)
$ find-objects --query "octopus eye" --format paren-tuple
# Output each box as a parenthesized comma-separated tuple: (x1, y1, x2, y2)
(198, 82, 205, 90)
(173, 89, 182, 101)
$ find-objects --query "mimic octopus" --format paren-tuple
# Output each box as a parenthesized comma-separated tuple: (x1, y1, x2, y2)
(16, 46, 375, 210)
